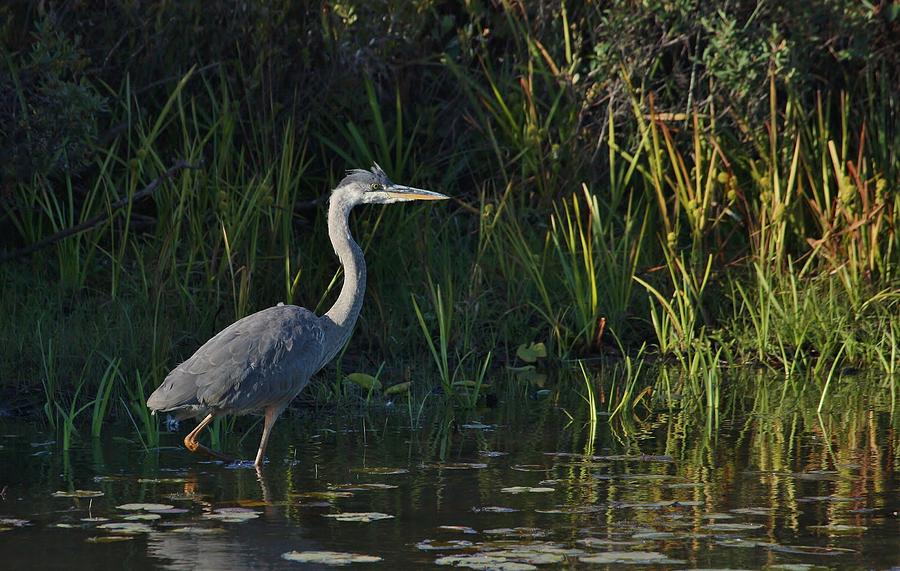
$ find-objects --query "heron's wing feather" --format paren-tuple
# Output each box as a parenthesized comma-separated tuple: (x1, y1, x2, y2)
(147, 305, 324, 414)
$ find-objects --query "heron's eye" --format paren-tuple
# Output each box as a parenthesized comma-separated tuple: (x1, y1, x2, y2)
(370, 183, 384, 191)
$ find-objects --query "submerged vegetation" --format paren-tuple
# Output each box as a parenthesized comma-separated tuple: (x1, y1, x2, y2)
(0, 1, 898, 446)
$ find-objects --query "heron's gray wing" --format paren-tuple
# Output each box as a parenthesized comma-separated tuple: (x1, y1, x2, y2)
(147, 305, 324, 414)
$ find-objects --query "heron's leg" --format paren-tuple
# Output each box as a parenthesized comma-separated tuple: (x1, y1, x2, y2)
(183, 413, 235, 463)
(254, 406, 283, 467)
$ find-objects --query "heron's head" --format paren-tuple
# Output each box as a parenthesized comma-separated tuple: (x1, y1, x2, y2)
(333, 164, 448, 205)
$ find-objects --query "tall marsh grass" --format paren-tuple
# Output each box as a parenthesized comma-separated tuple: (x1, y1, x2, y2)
(1, 3, 897, 440)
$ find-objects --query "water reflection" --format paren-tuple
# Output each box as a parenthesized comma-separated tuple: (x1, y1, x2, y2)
(0, 374, 898, 569)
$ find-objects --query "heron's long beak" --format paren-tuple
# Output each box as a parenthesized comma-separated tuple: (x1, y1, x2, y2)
(386, 185, 449, 201)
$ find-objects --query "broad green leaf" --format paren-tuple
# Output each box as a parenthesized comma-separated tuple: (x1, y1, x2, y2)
(344, 373, 381, 391)
(516, 342, 547, 363)
(384, 381, 411, 395)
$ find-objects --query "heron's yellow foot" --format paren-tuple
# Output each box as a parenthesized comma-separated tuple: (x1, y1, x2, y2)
(182, 436, 235, 463)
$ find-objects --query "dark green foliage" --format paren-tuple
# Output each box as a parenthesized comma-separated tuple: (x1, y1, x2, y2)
(0, 1, 897, 439)
(0, 19, 105, 182)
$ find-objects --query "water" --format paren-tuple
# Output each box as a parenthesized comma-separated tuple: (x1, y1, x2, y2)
(1, 390, 899, 570)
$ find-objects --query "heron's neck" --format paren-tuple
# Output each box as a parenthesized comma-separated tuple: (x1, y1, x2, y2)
(321, 195, 366, 366)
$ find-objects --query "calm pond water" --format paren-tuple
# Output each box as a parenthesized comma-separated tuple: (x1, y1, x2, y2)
(1, 382, 899, 570)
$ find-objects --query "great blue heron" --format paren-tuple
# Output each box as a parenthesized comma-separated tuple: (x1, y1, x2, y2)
(147, 164, 447, 467)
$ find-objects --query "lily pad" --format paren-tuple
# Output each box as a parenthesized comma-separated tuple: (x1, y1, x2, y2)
(730, 507, 773, 516)
(344, 373, 381, 392)
(282, 550, 382, 565)
(292, 491, 354, 500)
(97, 522, 153, 533)
(328, 483, 398, 491)
(53, 490, 105, 498)
(416, 539, 475, 550)
(472, 506, 519, 513)
(433, 463, 488, 470)
(516, 342, 547, 363)
(116, 503, 174, 511)
(510, 464, 548, 472)
(705, 523, 764, 531)
(768, 545, 855, 556)
(384, 382, 411, 396)
(170, 526, 226, 534)
(351, 467, 409, 475)
(579, 551, 685, 564)
(435, 555, 536, 570)
(0, 518, 31, 528)
(808, 524, 867, 534)
(535, 505, 602, 515)
(439, 525, 478, 534)
(86, 535, 134, 543)
(500, 486, 554, 494)
(202, 508, 261, 522)
(123, 514, 161, 521)
(483, 528, 550, 538)
(577, 537, 642, 548)
(323, 512, 394, 522)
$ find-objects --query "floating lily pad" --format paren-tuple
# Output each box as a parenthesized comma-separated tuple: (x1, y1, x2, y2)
(706, 523, 764, 531)
(293, 491, 354, 500)
(768, 545, 855, 556)
(384, 381, 411, 396)
(97, 522, 153, 533)
(53, 490, 104, 498)
(472, 506, 519, 513)
(715, 538, 775, 549)
(0, 518, 30, 528)
(797, 495, 861, 503)
(632, 531, 680, 540)
(149, 508, 189, 514)
(282, 550, 383, 565)
(170, 526, 226, 534)
(81, 517, 110, 523)
(344, 373, 381, 391)
(202, 508, 261, 523)
(516, 342, 547, 363)
(137, 478, 188, 484)
(478, 451, 508, 457)
(500, 486, 554, 494)
(124, 514, 161, 521)
(577, 537, 642, 548)
(439, 525, 478, 534)
(417, 539, 475, 551)
(351, 467, 409, 475)
(730, 507, 773, 516)
(579, 551, 685, 564)
(328, 483, 398, 491)
(510, 465, 548, 472)
(323, 512, 394, 522)
(535, 505, 602, 515)
(432, 463, 488, 470)
(116, 503, 174, 511)
(808, 524, 867, 534)
(483, 527, 550, 538)
(435, 555, 536, 570)
(86, 535, 134, 543)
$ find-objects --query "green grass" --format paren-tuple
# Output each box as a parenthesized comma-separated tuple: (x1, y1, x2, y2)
(0, 4, 898, 445)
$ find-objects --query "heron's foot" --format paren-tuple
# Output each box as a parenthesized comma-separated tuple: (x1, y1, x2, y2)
(183, 435, 236, 463)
